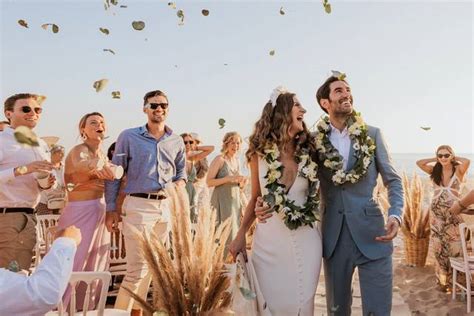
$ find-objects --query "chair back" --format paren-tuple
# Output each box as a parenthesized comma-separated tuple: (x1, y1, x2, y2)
(459, 223, 474, 281)
(57, 271, 111, 316)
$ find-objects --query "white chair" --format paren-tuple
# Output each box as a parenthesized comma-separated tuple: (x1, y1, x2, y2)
(450, 223, 474, 313)
(108, 222, 127, 297)
(46, 271, 129, 316)
(31, 214, 61, 271)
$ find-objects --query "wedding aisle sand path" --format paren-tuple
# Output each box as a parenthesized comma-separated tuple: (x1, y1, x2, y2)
(313, 233, 474, 315)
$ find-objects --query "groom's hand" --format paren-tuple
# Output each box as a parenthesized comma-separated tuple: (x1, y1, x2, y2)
(375, 217, 400, 242)
(255, 197, 272, 223)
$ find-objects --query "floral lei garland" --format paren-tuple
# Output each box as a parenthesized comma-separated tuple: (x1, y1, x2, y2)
(262, 144, 320, 230)
(315, 112, 376, 185)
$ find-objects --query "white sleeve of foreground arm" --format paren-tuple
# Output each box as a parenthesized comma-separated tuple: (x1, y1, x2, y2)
(0, 237, 77, 315)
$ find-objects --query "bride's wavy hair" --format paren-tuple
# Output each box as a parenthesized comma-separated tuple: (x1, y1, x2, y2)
(246, 92, 315, 162)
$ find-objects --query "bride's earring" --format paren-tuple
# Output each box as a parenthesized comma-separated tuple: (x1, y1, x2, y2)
(81, 133, 87, 141)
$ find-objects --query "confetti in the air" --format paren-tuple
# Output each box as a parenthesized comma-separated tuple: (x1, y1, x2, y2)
(93, 79, 109, 92)
(218, 118, 226, 129)
(18, 19, 29, 28)
(132, 21, 145, 31)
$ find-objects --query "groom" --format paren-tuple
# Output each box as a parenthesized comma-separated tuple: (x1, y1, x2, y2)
(315, 75, 404, 315)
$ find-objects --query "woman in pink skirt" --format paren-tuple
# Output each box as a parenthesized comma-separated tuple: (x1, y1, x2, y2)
(58, 112, 120, 311)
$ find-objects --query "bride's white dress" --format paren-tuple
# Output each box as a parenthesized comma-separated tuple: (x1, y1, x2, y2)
(250, 158, 322, 315)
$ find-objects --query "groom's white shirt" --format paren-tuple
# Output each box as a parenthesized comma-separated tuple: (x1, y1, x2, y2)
(329, 123, 402, 224)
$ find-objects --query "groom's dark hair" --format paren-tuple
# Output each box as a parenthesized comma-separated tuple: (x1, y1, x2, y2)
(316, 76, 348, 113)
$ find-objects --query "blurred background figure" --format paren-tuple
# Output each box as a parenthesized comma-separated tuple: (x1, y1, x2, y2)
(181, 133, 214, 222)
(0, 120, 9, 131)
(416, 145, 471, 291)
(207, 132, 247, 241)
(190, 133, 213, 217)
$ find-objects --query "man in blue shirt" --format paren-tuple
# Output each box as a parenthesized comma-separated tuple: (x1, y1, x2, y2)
(105, 90, 186, 314)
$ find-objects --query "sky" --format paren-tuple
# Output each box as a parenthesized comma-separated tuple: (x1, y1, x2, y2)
(1, 0, 473, 156)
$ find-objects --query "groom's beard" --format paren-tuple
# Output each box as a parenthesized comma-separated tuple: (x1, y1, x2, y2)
(331, 97, 353, 119)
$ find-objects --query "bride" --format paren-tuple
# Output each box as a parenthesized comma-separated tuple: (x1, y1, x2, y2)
(229, 86, 322, 315)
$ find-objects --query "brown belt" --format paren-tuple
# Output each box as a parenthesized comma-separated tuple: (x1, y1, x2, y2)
(0, 207, 35, 214)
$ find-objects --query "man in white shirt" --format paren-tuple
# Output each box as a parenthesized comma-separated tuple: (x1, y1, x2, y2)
(0, 225, 81, 316)
(0, 93, 56, 270)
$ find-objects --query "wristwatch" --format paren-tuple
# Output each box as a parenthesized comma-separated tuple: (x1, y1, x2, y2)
(16, 165, 28, 175)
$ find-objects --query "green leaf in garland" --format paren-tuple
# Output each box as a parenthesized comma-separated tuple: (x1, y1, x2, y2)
(132, 21, 145, 31)
(18, 19, 29, 28)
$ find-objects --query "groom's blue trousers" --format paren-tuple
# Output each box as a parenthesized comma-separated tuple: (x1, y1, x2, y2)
(323, 216, 393, 316)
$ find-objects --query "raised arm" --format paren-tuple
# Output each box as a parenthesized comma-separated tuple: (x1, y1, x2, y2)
(455, 156, 471, 179)
(188, 145, 215, 162)
(416, 157, 437, 175)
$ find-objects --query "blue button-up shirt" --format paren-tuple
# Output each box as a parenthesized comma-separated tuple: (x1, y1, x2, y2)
(105, 125, 186, 211)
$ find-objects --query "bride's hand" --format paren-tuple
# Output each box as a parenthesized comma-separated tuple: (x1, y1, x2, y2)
(229, 233, 247, 262)
(255, 196, 272, 223)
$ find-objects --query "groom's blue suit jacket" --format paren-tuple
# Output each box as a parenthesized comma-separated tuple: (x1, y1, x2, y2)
(316, 125, 404, 260)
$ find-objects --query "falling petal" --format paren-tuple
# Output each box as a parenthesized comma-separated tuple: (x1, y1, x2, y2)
(177, 10, 185, 25)
(269, 50, 275, 56)
(103, 48, 116, 55)
(323, 0, 332, 14)
(36, 95, 47, 105)
(132, 21, 145, 31)
(420, 127, 431, 131)
(96, 158, 105, 171)
(111, 91, 121, 99)
(168, 2, 176, 9)
(224, 63, 228, 66)
(93, 79, 109, 93)
(14, 126, 39, 147)
(111, 0, 118, 5)
(279, 7, 285, 15)
(120, 5, 127, 8)
(18, 19, 29, 28)
(331, 70, 346, 80)
(218, 118, 226, 129)
(41, 23, 59, 33)
(99, 27, 110, 35)
(66, 183, 75, 192)
(202, 9, 210, 16)
(79, 152, 89, 160)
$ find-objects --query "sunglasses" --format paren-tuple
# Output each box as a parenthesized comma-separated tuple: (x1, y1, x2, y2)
(145, 103, 168, 110)
(437, 154, 451, 159)
(184, 140, 195, 145)
(21, 106, 42, 114)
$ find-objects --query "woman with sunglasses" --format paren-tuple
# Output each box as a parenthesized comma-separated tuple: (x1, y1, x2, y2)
(57, 112, 121, 311)
(180, 133, 214, 222)
(416, 145, 471, 291)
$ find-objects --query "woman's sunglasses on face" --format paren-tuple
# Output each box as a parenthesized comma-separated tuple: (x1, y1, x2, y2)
(184, 140, 194, 145)
(145, 103, 169, 110)
(437, 153, 451, 159)
(21, 106, 42, 114)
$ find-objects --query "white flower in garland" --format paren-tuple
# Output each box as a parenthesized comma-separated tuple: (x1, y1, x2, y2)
(315, 112, 376, 185)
